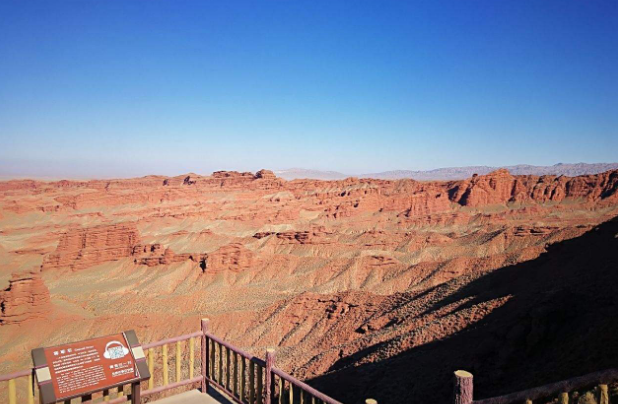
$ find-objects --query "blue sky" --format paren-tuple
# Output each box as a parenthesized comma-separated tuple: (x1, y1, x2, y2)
(0, 1, 617, 178)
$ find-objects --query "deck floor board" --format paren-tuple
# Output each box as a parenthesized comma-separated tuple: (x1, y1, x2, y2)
(151, 388, 235, 404)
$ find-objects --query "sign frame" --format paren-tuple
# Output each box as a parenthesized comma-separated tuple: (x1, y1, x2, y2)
(32, 330, 150, 404)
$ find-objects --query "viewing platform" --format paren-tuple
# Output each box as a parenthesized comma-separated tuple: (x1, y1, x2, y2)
(0, 319, 343, 404)
(2, 318, 617, 404)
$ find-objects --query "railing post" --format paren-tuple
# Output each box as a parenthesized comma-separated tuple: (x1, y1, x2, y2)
(28, 372, 34, 404)
(162, 344, 169, 386)
(176, 341, 182, 383)
(201, 318, 210, 394)
(131, 381, 141, 404)
(8, 378, 16, 404)
(453, 370, 473, 404)
(265, 349, 276, 404)
(599, 384, 609, 404)
(148, 349, 154, 390)
(190, 337, 195, 379)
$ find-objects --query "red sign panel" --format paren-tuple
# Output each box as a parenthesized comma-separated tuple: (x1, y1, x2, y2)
(43, 332, 140, 400)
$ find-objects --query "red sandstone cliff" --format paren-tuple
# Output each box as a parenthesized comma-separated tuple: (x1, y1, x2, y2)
(205, 243, 255, 273)
(1, 168, 618, 400)
(0, 271, 51, 325)
(449, 169, 618, 207)
(133, 243, 206, 269)
(41, 223, 141, 271)
(3, 169, 618, 221)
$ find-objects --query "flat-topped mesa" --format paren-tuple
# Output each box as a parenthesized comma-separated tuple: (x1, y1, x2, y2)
(0, 271, 51, 326)
(212, 170, 255, 179)
(42, 223, 141, 271)
(208, 171, 257, 187)
(161, 169, 284, 189)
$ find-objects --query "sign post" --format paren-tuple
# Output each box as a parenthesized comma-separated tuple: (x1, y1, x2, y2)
(32, 330, 150, 404)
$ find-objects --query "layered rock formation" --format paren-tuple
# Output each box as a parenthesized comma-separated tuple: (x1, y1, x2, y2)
(41, 223, 141, 271)
(132, 244, 207, 269)
(1, 168, 618, 403)
(298, 217, 618, 404)
(205, 243, 255, 273)
(0, 271, 51, 325)
(254, 227, 333, 244)
(449, 169, 618, 207)
(3, 169, 618, 219)
(255, 169, 277, 180)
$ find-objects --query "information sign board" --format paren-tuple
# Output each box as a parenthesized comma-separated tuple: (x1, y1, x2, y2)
(32, 330, 150, 403)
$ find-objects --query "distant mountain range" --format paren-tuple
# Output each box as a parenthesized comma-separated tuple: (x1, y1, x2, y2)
(274, 168, 352, 181)
(275, 163, 618, 181)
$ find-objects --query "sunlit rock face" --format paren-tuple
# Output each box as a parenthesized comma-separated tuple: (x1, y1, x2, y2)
(0, 169, 618, 403)
(0, 271, 51, 325)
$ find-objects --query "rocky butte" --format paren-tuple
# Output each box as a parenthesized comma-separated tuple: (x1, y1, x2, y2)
(0, 168, 617, 403)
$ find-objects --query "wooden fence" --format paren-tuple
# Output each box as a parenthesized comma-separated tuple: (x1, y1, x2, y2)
(453, 368, 617, 404)
(201, 319, 343, 404)
(0, 318, 343, 404)
(6, 320, 616, 404)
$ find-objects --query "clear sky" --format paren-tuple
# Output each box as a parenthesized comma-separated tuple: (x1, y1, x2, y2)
(0, 1, 617, 178)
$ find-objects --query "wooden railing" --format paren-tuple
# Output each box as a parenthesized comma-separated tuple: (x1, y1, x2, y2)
(0, 369, 33, 404)
(201, 319, 343, 404)
(203, 321, 266, 404)
(271, 365, 344, 404)
(0, 319, 344, 404)
(141, 330, 204, 400)
(5, 326, 618, 404)
(0, 329, 203, 404)
(453, 368, 617, 404)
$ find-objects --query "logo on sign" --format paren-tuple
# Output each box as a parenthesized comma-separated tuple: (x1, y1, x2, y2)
(103, 341, 130, 360)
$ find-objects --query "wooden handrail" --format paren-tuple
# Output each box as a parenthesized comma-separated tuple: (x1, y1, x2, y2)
(471, 368, 618, 404)
(142, 376, 203, 397)
(1, 331, 202, 403)
(0, 369, 30, 382)
(206, 331, 266, 366)
(4, 327, 618, 404)
(0, 324, 341, 404)
(143, 331, 202, 349)
(272, 367, 344, 404)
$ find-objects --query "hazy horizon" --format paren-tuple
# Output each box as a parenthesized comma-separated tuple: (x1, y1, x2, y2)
(1, 1, 617, 178)
(1, 161, 617, 181)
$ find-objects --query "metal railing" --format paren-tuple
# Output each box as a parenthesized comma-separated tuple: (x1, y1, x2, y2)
(0, 319, 344, 404)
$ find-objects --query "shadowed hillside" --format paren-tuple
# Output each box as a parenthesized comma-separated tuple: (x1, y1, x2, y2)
(309, 216, 618, 404)
(1, 169, 618, 397)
